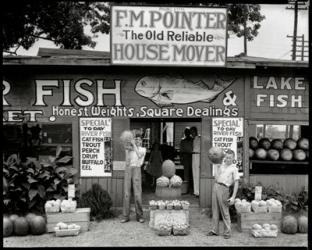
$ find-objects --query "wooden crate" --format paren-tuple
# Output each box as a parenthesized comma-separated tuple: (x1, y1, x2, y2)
(149, 209, 189, 229)
(46, 208, 90, 233)
(237, 212, 282, 232)
(155, 186, 181, 199)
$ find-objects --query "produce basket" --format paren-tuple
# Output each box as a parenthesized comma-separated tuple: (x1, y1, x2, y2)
(54, 227, 81, 237)
(181, 201, 190, 210)
(172, 224, 190, 236)
(235, 203, 251, 213)
(155, 224, 172, 236)
(60, 200, 77, 213)
(251, 228, 278, 238)
(149, 200, 158, 210)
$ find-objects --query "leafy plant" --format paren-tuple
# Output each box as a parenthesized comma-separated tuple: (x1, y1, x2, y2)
(78, 183, 114, 221)
(3, 153, 77, 215)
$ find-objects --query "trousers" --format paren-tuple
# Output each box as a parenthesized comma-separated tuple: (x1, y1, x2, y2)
(192, 153, 200, 196)
(211, 182, 231, 236)
(122, 166, 143, 220)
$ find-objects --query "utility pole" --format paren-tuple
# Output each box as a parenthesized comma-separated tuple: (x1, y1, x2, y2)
(286, 0, 308, 60)
(287, 34, 309, 61)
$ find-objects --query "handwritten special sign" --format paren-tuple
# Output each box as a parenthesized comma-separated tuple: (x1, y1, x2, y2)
(111, 6, 227, 66)
(80, 117, 112, 177)
(212, 117, 244, 176)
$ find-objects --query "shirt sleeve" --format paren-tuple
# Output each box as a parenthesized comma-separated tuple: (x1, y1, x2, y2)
(233, 165, 240, 182)
(140, 147, 147, 159)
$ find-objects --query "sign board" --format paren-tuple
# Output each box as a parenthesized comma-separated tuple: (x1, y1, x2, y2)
(255, 186, 262, 201)
(68, 184, 75, 199)
(79, 117, 112, 177)
(212, 117, 244, 176)
(111, 6, 227, 66)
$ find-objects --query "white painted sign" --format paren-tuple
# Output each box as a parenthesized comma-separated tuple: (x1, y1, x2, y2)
(212, 117, 244, 176)
(80, 117, 112, 177)
(111, 6, 227, 66)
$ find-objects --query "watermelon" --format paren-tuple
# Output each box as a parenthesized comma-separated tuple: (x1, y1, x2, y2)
(293, 149, 306, 161)
(13, 216, 29, 236)
(297, 215, 308, 233)
(297, 138, 308, 150)
(25, 213, 36, 225)
(3, 216, 13, 237)
(249, 148, 255, 159)
(161, 160, 176, 178)
(169, 175, 183, 187)
(281, 215, 298, 234)
(156, 176, 170, 187)
(9, 214, 19, 223)
(280, 148, 293, 161)
(208, 147, 225, 164)
(271, 139, 283, 150)
(29, 215, 46, 235)
(283, 138, 297, 150)
(258, 138, 271, 150)
(249, 137, 259, 149)
(267, 149, 280, 161)
(255, 148, 267, 160)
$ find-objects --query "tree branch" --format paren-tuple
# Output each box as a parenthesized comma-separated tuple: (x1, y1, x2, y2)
(29, 34, 57, 43)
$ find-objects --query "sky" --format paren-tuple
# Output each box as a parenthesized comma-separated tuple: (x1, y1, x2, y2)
(14, 4, 309, 61)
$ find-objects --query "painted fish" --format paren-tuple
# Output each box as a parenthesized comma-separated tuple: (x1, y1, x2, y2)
(135, 76, 236, 106)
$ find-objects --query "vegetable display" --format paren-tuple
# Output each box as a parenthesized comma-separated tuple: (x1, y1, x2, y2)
(3, 216, 13, 237)
(249, 137, 308, 161)
(161, 160, 176, 178)
(281, 215, 298, 234)
(251, 223, 278, 238)
(297, 215, 308, 233)
(235, 198, 282, 213)
(149, 200, 190, 210)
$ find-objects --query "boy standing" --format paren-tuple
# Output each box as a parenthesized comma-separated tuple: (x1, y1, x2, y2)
(208, 149, 239, 239)
(121, 133, 146, 223)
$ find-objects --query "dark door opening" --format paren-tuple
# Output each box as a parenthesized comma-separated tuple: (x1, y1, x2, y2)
(130, 118, 201, 205)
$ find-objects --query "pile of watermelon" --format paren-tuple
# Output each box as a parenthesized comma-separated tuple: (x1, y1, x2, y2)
(249, 137, 308, 161)
(281, 215, 308, 234)
(156, 160, 183, 188)
(3, 213, 46, 237)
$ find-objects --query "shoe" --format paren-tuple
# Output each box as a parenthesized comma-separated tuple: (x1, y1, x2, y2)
(120, 218, 130, 223)
(224, 234, 231, 239)
(207, 230, 219, 236)
(137, 218, 145, 223)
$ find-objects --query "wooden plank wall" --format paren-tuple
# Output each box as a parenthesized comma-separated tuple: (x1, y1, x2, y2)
(199, 117, 214, 207)
(79, 118, 130, 207)
(249, 175, 308, 194)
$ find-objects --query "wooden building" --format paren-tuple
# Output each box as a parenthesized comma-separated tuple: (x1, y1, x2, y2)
(3, 48, 309, 208)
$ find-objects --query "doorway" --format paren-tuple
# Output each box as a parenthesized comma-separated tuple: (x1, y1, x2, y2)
(130, 118, 201, 205)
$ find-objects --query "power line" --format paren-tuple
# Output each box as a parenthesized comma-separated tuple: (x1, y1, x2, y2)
(286, 0, 308, 60)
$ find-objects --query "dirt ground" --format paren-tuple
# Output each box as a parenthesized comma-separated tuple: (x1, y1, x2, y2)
(3, 207, 308, 247)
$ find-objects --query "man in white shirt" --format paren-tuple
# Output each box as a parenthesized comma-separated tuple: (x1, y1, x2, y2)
(121, 133, 146, 223)
(208, 149, 239, 239)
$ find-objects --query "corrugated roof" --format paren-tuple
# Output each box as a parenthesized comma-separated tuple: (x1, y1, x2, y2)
(3, 48, 309, 68)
